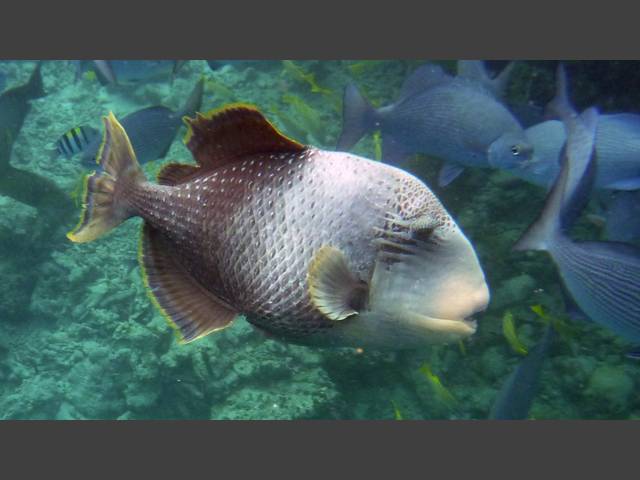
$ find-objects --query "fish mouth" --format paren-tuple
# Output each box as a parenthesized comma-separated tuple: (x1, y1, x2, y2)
(407, 312, 478, 338)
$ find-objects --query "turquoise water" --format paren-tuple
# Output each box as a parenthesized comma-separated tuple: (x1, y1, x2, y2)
(0, 60, 638, 420)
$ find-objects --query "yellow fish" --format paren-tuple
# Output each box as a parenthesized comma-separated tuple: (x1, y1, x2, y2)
(419, 363, 457, 407)
(390, 400, 403, 420)
(281, 60, 332, 96)
(530, 304, 548, 320)
(530, 304, 578, 343)
(281, 93, 326, 144)
(347, 60, 388, 77)
(281, 60, 341, 112)
(372, 131, 382, 161)
(502, 310, 528, 356)
(268, 104, 309, 143)
(204, 78, 236, 102)
(458, 340, 467, 356)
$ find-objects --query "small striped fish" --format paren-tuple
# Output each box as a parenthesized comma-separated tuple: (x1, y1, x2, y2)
(55, 126, 98, 159)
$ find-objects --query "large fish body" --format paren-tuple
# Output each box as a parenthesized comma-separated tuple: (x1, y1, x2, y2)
(489, 115, 640, 191)
(514, 100, 640, 344)
(67, 106, 490, 349)
(337, 63, 532, 187)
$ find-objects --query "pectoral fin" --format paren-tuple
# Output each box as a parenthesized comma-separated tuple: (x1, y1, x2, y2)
(438, 162, 465, 187)
(307, 246, 368, 321)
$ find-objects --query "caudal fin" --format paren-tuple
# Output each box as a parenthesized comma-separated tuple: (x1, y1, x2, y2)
(67, 112, 146, 243)
(336, 83, 377, 151)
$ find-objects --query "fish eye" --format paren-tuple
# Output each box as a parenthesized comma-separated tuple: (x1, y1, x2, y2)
(511, 145, 520, 156)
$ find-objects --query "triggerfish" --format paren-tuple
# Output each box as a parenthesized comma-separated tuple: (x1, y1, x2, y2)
(66, 104, 489, 348)
(513, 68, 640, 346)
(337, 61, 532, 187)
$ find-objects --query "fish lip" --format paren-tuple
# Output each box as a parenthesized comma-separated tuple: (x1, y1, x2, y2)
(408, 311, 477, 337)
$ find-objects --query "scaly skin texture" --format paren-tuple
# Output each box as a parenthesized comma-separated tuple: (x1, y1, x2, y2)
(127, 148, 452, 342)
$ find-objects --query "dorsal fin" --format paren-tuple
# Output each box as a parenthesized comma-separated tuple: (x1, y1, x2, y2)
(183, 104, 306, 169)
(398, 64, 451, 101)
(157, 163, 200, 186)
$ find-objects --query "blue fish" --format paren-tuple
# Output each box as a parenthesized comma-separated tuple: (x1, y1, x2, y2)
(489, 66, 640, 191)
(0, 62, 44, 143)
(597, 190, 640, 245)
(513, 68, 640, 345)
(337, 62, 532, 187)
(490, 115, 640, 191)
(75, 60, 184, 85)
(68, 78, 203, 166)
(489, 325, 555, 420)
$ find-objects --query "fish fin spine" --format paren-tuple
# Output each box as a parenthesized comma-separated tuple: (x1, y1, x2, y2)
(67, 112, 145, 243)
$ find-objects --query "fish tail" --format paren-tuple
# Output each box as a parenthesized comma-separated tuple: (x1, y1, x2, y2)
(178, 77, 204, 119)
(336, 83, 377, 151)
(27, 61, 45, 99)
(67, 112, 146, 243)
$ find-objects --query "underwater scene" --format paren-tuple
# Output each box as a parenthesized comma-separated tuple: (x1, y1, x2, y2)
(0, 59, 639, 420)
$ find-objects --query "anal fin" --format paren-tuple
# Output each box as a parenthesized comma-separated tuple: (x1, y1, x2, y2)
(140, 222, 238, 343)
(438, 161, 465, 187)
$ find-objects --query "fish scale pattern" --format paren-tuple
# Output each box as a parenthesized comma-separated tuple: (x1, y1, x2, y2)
(133, 148, 451, 341)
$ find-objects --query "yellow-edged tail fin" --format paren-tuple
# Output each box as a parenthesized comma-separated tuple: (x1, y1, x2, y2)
(67, 112, 145, 243)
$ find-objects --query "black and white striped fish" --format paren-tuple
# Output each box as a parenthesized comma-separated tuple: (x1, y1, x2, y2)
(55, 126, 98, 159)
(514, 65, 640, 345)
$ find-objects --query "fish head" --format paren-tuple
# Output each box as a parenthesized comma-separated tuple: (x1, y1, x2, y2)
(487, 131, 535, 171)
(336, 210, 490, 349)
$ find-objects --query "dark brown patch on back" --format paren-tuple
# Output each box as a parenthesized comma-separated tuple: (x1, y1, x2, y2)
(156, 163, 200, 186)
(184, 105, 306, 170)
